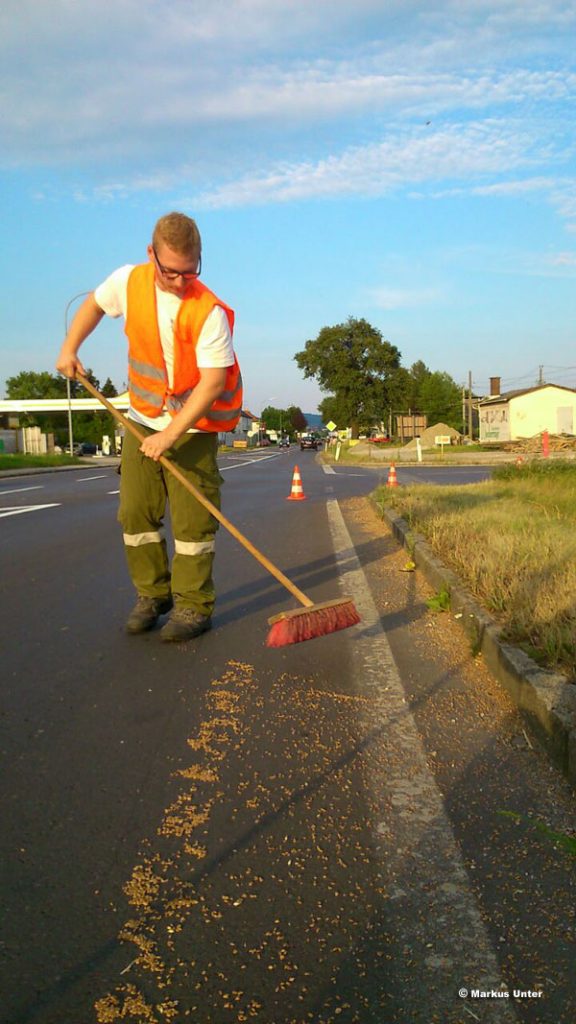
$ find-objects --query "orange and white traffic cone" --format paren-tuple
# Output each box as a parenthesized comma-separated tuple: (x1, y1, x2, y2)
(387, 463, 398, 488)
(287, 465, 307, 500)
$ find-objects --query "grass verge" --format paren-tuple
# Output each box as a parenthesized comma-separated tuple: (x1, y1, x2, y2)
(373, 460, 576, 679)
(0, 453, 81, 471)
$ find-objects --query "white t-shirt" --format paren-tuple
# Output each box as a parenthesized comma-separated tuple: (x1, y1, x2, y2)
(94, 264, 235, 431)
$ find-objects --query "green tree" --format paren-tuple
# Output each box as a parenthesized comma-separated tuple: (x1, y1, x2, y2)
(418, 371, 462, 430)
(294, 317, 402, 438)
(6, 370, 69, 400)
(260, 405, 285, 434)
(101, 377, 118, 398)
(407, 360, 431, 411)
(386, 366, 412, 435)
(285, 405, 307, 435)
(318, 394, 350, 432)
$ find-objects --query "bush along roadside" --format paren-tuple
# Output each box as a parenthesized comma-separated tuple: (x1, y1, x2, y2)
(0, 453, 81, 471)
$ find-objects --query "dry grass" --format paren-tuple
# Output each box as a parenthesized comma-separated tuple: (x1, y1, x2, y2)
(373, 461, 576, 679)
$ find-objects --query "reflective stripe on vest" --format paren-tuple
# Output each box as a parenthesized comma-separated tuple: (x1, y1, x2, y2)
(128, 356, 166, 382)
(125, 263, 242, 431)
(166, 371, 243, 420)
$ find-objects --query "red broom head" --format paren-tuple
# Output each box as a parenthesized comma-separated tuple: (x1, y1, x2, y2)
(266, 597, 360, 648)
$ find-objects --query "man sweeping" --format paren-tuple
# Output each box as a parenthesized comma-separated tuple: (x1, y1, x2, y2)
(56, 211, 242, 642)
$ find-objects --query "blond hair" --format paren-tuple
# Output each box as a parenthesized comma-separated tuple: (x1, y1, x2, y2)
(152, 212, 201, 259)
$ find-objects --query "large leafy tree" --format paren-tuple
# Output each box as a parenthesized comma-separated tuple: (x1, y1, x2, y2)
(6, 370, 71, 400)
(294, 317, 402, 438)
(317, 394, 350, 432)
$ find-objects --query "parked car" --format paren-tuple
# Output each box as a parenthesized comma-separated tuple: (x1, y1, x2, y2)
(300, 434, 319, 451)
(73, 442, 98, 456)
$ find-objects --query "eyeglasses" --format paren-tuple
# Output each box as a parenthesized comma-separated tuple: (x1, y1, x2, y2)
(152, 245, 201, 281)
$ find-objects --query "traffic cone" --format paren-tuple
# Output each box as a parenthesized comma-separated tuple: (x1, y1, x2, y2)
(287, 465, 307, 500)
(387, 463, 398, 488)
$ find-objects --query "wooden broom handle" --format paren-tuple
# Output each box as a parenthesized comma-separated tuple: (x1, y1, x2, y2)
(75, 373, 314, 608)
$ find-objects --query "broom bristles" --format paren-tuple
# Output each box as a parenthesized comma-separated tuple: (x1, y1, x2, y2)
(266, 597, 360, 648)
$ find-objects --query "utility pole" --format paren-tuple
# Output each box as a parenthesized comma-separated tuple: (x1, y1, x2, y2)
(64, 291, 91, 456)
(468, 371, 473, 440)
(462, 385, 467, 436)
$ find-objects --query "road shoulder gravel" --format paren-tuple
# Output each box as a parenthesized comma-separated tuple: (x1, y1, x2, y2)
(338, 495, 576, 1024)
(380, 504, 576, 788)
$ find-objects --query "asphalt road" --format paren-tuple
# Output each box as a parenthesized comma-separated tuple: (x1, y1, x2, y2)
(1, 453, 574, 1024)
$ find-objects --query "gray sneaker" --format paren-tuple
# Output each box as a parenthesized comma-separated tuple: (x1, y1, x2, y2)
(125, 595, 173, 634)
(160, 608, 212, 643)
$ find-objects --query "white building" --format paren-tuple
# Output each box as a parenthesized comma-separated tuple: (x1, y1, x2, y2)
(218, 409, 260, 448)
(478, 377, 576, 442)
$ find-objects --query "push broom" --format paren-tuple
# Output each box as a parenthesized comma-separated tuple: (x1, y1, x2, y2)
(76, 374, 360, 647)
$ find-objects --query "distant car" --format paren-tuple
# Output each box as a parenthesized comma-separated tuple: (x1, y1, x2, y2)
(368, 435, 391, 444)
(73, 442, 98, 456)
(300, 435, 319, 451)
(279, 437, 290, 449)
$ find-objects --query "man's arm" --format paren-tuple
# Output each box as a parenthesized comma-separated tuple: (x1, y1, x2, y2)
(139, 366, 228, 461)
(56, 293, 105, 379)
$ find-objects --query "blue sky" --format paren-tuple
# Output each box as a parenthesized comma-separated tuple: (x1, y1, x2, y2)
(1, 0, 575, 416)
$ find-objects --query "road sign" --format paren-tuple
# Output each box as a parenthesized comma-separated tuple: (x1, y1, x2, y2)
(326, 420, 337, 431)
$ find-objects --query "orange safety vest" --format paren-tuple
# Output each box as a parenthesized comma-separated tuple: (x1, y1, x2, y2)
(125, 263, 242, 432)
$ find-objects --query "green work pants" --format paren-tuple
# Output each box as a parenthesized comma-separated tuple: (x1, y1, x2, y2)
(118, 427, 223, 615)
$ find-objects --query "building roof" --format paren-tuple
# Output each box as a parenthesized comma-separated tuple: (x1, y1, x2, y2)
(479, 383, 576, 406)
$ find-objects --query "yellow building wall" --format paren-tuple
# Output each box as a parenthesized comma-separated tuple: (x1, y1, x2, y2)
(511, 388, 576, 438)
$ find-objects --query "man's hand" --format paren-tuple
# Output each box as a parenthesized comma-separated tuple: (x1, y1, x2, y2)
(56, 349, 87, 380)
(139, 429, 176, 462)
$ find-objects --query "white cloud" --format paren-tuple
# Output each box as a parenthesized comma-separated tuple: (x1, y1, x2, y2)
(548, 252, 576, 267)
(1, 0, 574, 244)
(0, 0, 574, 168)
(188, 120, 560, 208)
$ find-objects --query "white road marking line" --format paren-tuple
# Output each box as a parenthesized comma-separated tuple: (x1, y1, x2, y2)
(108, 489, 120, 494)
(322, 465, 336, 474)
(219, 455, 279, 471)
(0, 485, 44, 496)
(0, 503, 60, 519)
(76, 475, 109, 482)
(327, 498, 517, 1020)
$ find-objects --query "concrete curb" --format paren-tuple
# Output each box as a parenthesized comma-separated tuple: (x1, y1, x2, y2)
(382, 506, 576, 788)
